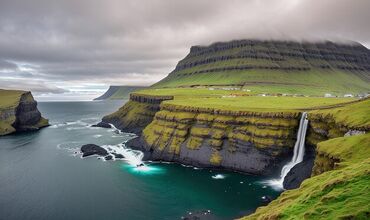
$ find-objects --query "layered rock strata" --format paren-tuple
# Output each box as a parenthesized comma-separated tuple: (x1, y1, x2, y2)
(0, 91, 49, 135)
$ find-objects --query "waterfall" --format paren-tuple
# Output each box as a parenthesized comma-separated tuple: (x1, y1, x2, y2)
(264, 112, 308, 189)
(279, 112, 308, 183)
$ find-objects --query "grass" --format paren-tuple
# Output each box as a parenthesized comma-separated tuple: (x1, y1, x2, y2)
(135, 88, 357, 112)
(166, 96, 357, 112)
(310, 98, 370, 129)
(0, 89, 25, 109)
(242, 133, 370, 220)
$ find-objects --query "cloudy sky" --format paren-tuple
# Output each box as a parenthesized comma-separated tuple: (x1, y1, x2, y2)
(0, 0, 369, 101)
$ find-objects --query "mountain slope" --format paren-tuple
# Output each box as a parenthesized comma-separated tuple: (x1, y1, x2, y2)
(153, 40, 370, 96)
(94, 86, 147, 100)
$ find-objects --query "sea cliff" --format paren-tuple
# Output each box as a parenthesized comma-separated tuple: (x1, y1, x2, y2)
(0, 89, 49, 136)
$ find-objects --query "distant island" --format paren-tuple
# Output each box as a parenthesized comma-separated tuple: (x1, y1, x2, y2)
(0, 89, 49, 136)
(93, 86, 148, 100)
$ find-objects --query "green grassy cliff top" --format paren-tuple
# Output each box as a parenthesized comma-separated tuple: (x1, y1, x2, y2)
(134, 88, 357, 112)
(242, 133, 370, 220)
(0, 89, 27, 109)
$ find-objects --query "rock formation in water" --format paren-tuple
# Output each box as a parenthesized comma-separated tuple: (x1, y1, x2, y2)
(81, 144, 108, 157)
(0, 89, 49, 136)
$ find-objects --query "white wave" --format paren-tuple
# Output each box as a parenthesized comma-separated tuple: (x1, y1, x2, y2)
(108, 123, 123, 134)
(212, 174, 226, 179)
(50, 123, 68, 128)
(100, 143, 144, 166)
(66, 127, 86, 130)
(93, 134, 102, 138)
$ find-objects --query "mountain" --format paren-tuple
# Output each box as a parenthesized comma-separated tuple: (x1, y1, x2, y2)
(154, 39, 370, 96)
(93, 86, 147, 100)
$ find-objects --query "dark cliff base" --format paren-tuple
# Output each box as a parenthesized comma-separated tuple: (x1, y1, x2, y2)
(283, 145, 316, 189)
(126, 136, 291, 177)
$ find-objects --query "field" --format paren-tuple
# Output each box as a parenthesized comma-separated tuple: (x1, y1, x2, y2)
(135, 88, 357, 112)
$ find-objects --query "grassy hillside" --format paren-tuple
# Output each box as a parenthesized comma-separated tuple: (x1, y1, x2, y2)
(94, 86, 147, 100)
(242, 133, 370, 220)
(310, 98, 370, 129)
(152, 40, 370, 96)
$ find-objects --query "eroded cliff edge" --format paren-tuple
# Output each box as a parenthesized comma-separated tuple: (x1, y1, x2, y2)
(0, 89, 49, 136)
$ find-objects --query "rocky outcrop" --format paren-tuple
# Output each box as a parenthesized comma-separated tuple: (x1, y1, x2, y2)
(100, 94, 173, 134)
(0, 90, 49, 135)
(81, 144, 108, 157)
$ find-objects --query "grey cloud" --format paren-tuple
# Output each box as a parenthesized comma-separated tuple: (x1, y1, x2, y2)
(0, 0, 369, 99)
(0, 60, 18, 71)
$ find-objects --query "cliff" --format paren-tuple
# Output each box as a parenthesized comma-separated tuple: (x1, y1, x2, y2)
(241, 99, 369, 219)
(0, 89, 49, 135)
(101, 94, 173, 134)
(153, 39, 370, 96)
(139, 103, 303, 175)
(93, 85, 147, 100)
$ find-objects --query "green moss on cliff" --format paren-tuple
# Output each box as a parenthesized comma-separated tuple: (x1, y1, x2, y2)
(242, 133, 370, 220)
(0, 121, 16, 135)
(210, 150, 222, 165)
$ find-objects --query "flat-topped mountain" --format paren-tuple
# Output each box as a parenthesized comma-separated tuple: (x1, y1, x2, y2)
(94, 85, 147, 100)
(154, 39, 370, 95)
(0, 89, 49, 135)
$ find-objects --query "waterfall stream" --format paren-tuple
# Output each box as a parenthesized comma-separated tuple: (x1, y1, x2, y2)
(280, 112, 308, 183)
(264, 112, 308, 189)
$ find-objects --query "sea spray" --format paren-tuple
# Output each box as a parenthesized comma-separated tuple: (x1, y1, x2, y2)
(108, 123, 123, 134)
(264, 112, 308, 190)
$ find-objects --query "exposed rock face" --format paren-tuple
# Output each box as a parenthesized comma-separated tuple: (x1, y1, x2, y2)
(101, 94, 173, 134)
(0, 90, 49, 135)
(126, 100, 306, 175)
(282, 145, 315, 189)
(91, 122, 112, 128)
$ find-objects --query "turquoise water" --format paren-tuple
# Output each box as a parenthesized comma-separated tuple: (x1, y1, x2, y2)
(0, 101, 280, 220)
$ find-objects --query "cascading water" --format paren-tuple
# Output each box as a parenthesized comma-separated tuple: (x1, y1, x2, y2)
(264, 112, 308, 190)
